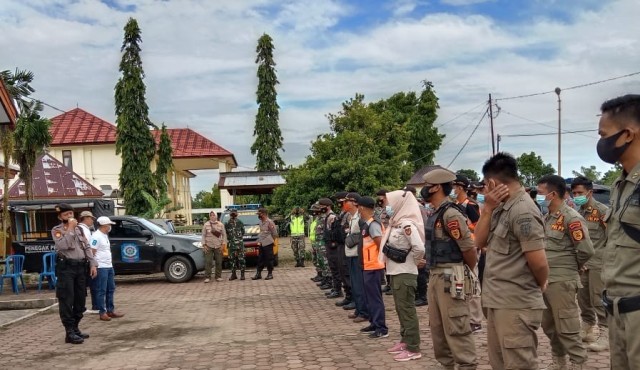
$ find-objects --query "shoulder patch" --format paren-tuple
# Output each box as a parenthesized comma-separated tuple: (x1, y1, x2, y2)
(54, 231, 62, 238)
(572, 229, 584, 241)
(91, 239, 98, 246)
(569, 221, 582, 231)
(404, 226, 412, 236)
(447, 220, 461, 240)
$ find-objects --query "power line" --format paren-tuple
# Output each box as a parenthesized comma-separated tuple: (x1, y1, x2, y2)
(442, 108, 488, 147)
(500, 110, 598, 139)
(500, 129, 596, 138)
(447, 108, 489, 168)
(495, 71, 640, 102)
(436, 101, 487, 127)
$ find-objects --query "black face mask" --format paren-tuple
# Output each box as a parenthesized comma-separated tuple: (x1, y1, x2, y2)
(62, 219, 69, 224)
(597, 129, 631, 164)
(376, 199, 384, 207)
(420, 185, 435, 202)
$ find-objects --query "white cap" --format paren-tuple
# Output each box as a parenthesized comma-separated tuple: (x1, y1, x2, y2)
(97, 216, 116, 225)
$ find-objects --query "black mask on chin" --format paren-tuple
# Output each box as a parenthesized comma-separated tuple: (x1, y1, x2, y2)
(597, 129, 631, 164)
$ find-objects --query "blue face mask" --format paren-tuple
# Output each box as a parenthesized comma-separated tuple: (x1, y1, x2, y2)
(449, 189, 457, 199)
(385, 205, 394, 217)
(573, 195, 588, 206)
(536, 194, 549, 207)
(477, 194, 485, 204)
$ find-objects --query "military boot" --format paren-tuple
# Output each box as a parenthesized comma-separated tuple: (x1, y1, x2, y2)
(251, 271, 262, 280)
(580, 322, 597, 343)
(298, 259, 305, 268)
(240, 270, 245, 280)
(542, 356, 567, 370)
(72, 326, 90, 339)
(265, 272, 273, 280)
(588, 327, 609, 352)
(65, 328, 84, 344)
(229, 270, 238, 281)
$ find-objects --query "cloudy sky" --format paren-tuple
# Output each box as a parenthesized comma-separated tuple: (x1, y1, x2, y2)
(2, 0, 639, 196)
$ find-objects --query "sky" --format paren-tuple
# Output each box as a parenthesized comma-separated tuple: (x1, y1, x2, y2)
(1, 0, 639, 197)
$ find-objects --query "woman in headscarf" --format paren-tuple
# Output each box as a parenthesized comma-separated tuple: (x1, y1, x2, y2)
(380, 189, 426, 362)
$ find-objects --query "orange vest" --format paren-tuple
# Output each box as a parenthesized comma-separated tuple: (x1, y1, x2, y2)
(362, 218, 385, 271)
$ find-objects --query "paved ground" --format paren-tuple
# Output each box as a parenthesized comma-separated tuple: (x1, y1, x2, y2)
(0, 266, 611, 370)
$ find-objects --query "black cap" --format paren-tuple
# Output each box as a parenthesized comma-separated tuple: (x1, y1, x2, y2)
(453, 174, 470, 188)
(55, 203, 73, 213)
(318, 198, 333, 207)
(345, 192, 361, 203)
(376, 189, 388, 196)
(358, 196, 376, 209)
(470, 181, 485, 189)
(402, 185, 417, 195)
(332, 191, 348, 202)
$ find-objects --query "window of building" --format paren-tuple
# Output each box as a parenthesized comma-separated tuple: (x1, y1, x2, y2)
(62, 150, 72, 170)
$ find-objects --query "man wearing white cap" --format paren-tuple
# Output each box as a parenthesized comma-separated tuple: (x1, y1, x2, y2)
(79, 211, 99, 314)
(90, 216, 125, 321)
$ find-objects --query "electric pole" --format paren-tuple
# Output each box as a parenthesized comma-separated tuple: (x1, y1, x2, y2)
(497, 134, 501, 152)
(555, 87, 562, 176)
(489, 94, 495, 155)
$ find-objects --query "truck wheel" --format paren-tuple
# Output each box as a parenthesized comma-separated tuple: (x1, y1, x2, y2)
(164, 255, 194, 283)
(274, 254, 279, 267)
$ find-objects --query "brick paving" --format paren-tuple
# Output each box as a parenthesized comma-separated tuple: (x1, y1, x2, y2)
(0, 268, 610, 369)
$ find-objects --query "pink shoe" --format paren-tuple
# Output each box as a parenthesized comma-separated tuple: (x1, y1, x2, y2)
(393, 350, 422, 362)
(387, 342, 406, 354)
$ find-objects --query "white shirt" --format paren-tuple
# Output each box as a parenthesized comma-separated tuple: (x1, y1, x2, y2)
(382, 220, 425, 276)
(90, 229, 112, 268)
(345, 211, 360, 257)
(79, 223, 92, 246)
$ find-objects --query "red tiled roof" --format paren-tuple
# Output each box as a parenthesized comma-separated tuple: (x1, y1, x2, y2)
(50, 108, 116, 145)
(152, 128, 234, 159)
(7, 153, 104, 199)
(0, 80, 18, 128)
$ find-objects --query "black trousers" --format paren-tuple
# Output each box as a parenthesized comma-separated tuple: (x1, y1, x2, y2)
(326, 244, 342, 292)
(257, 244, 274, 274)
(416, 266, 429, 301)
(478, 251, 486, 287)
(337, 244, 351, 299)
(56, 259, 88, 329)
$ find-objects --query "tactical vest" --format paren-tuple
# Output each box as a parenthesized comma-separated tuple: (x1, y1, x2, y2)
(290, 216, 305, 236)
(309, 219, 318, 242)
(425, 202, 464, 268)
(361, 219, 385, 271)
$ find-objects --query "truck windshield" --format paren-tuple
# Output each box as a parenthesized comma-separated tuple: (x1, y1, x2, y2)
(220, 214, 260, 226)
(138, 218, 169, 235)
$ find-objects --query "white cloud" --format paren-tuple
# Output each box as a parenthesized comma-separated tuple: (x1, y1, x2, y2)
(441, 0, 494, 6)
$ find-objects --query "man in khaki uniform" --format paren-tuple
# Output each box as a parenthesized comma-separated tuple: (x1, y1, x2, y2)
(597, 95, 640, 370)
(202, 211, 227, 282)
(537, 175, 594, 370)
(570, 176, 609, 351)
(420, 168, 477, 370)
(475, 153, 549, 370)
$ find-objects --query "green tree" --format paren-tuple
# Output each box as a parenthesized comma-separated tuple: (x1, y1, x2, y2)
(140, 190, 171, 219)
(271, 93, 413, 215)
(517, 152, 556, 186)
(251, 33, 285, 171)
(572, 165, 601, 183)
(114, 18, 156, 216)
(456, 169, 480, 182)
(191, 185, 222, 209)
(601, 164, 622, 186)
(13, 110, 52, 200)
(155, 124, 173, 199)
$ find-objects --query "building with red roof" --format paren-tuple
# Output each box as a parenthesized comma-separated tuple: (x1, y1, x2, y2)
(47, 108, 237, 223)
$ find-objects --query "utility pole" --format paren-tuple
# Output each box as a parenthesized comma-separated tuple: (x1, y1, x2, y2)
(497, 134, 501, 152)
(489, 94, 495, 155)
(555, 87, 562, 176)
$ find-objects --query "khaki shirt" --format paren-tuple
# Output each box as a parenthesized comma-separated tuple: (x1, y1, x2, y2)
(432, 202, 474, 268)
(578, 198, 608, 269)
(544, 202, 594, 283)
(482, 187, 546, 310)
(257, 218, 278, 246)
(603, 162, 640, 298)
(52, 223, 98, 267)
(201, 220, 227, 249)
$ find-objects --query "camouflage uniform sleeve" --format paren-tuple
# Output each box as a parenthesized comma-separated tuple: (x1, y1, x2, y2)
(238, 220, 245, 236)
(567, 214, 594, 268)
(443, 208, 474, 252)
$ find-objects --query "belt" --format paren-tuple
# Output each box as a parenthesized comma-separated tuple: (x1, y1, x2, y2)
(602, 290, 640, 315)
(57, 257, 87, 266)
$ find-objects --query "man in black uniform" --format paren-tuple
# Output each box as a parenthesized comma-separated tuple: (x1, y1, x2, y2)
(51, 203, 98, 344)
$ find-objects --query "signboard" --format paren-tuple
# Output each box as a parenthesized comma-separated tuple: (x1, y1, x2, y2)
(121, 243, 140, 263)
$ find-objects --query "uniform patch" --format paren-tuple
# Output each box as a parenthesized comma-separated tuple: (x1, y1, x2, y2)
(569, 221, 582, 231)
(54, 231, 61, 238)
(519, 221, 531, 237)
(448, 220, 461, 240)
(404, 226, 412, 236)
(91, 239, 98, 246)
(572, 229, 584, 241)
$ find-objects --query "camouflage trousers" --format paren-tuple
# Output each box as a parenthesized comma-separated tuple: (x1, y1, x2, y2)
(291, 236, 306, 262)
(311, 240, 321, 272)
(313, 240, 331, 278)
(228, 243, 246, 272)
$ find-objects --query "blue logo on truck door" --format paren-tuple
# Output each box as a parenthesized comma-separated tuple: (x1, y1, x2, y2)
(121, 243, 140, 263)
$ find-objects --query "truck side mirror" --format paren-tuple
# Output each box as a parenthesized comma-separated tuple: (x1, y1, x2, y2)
(141, 229, 153, 240)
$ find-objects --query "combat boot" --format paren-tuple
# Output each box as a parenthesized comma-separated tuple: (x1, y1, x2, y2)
(588, 327, 609, 352)
(65, 328, 84, 344)
(240, 270, 245, 280)
(542, 356, 567, 370)
(72, 326, 90, 339)
(229, 270, 238, 281)
(298, 260, 305, 267)
(311, 274, 323, 282)
(251, 271, 262, 280)
(265, 272, 273, 280)
(580, 322, 596, 343)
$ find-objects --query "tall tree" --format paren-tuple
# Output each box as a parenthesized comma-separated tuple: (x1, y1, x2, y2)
(517, 152, 556, 186)
(13, 110, 52, 200)
(191, 185, 222, 209)
(572, 165, 602, 183)
(114, 18, 156, 216)
(457, 169, 480, 182)
(251, 33, 285, 171)
(602, 164, 623, 186)
(155, 124, 173, 199)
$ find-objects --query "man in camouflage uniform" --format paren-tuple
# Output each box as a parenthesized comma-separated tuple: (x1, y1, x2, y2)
(224, 209, 246, 281)
(315, 199, 333, 290)
(309, 203, 323, 282)
(289, 207, 306, 267)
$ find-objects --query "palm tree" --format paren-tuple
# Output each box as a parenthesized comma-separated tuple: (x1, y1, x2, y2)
(13, 110, 52, 200)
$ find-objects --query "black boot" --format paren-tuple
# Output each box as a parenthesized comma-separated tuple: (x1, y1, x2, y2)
(229, 270, 238, 281)
(265, 272, 273, 280)
(240, 270, 245, 280)
(251, 271, 262, 280)
(311, 273, 323, 282)
(65, 328, 84, 344)
(294, 261, 301, 268)
(298, 260, 305, 268)
(73, 326, 90, 339)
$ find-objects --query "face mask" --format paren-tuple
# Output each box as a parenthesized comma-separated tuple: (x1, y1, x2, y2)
(376, 199, 384, 207)
(536, 194, 549, 207)
(597, 130, 631, 164)
(449, 189, 457, 199)
(477, 194, 485, 204)
(420, 186, 435, 202)
(62, 219, 69, 224)
(385, 205, 394, 217)
(425, 203, 435, 213)
(573, 195, 588, 206)
(231, 213, 237, 218)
